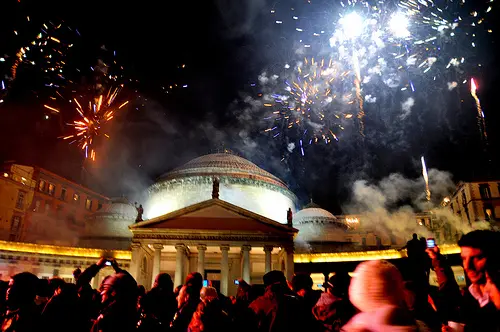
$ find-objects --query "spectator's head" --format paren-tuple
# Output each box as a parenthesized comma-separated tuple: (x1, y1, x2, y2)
(412, 233, 418, 240)
(99, 272, 137, 307)
(458, 230, 500, 285)
(263, 270, 286, 287)
(291, 273, 313, 294)
(200, 286, 218, 302)
(177, 284, 198, 309)
(236, 279, 250, 301)
(6, 272, 39, 309)
(185, 272, 203, 292)
(137, 285, 146, 297)
(153, 272, 173, 291)
(73, 268, 82, 281)
(36, 278, 51, 299)
(48, 277, 65, 296)
(349, 260, 406, 313)
(325, 271, 351, 298)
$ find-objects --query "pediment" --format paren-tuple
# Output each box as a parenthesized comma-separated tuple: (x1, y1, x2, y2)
(130, 198, 296, 235)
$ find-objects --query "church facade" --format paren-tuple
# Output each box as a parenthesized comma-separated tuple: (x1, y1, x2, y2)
(0, 153, 468, 294)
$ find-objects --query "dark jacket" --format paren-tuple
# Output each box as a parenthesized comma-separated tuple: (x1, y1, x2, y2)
(431, 253, 498, 331)
(248, 283, 311, 332)
(91, 300, 138, 332)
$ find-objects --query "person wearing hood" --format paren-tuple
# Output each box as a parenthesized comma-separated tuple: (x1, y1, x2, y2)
(342, 260, 429, 332)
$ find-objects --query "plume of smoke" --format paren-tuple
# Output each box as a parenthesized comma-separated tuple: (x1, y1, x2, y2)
(343, 168, 490, 242)
(400, 97, 415, 120)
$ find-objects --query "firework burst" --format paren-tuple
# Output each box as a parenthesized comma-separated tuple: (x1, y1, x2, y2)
(257, 0, 493, 156)
(51, 87, 129, 161)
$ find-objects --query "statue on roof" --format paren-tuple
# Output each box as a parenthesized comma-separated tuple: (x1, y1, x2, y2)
(135, 202, 144, 222)
(287, 207, 293, 227)
(212, 177, 220, 199)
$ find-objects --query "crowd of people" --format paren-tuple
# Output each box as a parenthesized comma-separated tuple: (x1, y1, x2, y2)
(0, 230, 500, 331)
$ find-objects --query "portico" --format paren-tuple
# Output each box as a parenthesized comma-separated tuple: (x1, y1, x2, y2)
(129, 198, 297, 295)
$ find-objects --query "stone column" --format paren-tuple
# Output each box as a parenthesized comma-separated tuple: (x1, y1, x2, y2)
(151, 243, 164, 286)
(174, 244, 186, 287)
(197, 244, 207, 277)
(220, 245, 230, 296)
(263, 245, 273, 273)
(129, 242, 141, 282)
(284, 245, 294, 281)
(241, 245, 251, 283)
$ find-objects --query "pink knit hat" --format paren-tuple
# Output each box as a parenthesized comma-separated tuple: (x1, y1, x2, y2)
(349, 260, 406, 313)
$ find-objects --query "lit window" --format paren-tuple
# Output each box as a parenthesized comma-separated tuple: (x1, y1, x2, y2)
(15, 191, 25, 209)
(60, 188, 66, 201)
(73, 193, 80, 203)
(85, 198, 92, 211)
(48, 183, 55, 196)
(38, 180, 46, 192)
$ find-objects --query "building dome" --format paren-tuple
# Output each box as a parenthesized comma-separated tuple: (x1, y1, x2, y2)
(145, 153, 298, 223)
(293, 205, 349, 245)
(79, 197, 136, 250)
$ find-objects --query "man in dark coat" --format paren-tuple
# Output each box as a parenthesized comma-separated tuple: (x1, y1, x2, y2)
(138, 273, 177, 331)
(427, 230, 500, 330)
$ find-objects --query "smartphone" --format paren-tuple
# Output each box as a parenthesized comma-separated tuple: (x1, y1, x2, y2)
(234, 279, 239, 285)
(426, 238, 436, 248)
(203, 280, 208, 287)
(105, 261, 112, 266)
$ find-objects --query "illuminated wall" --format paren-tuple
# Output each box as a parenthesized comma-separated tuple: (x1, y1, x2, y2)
(146, 176, 297, 223)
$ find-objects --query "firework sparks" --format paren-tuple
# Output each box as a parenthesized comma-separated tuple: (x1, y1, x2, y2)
(55, 88, 128, 161)
(470, 78, 488, 143)
(258, 0, 492, 156)
(421, 156, 431, 201)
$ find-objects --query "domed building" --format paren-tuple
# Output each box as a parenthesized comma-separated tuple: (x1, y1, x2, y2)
(145, 153, 298, 223)
(79, 197, 137, 250)
(293, 201, 353, 252)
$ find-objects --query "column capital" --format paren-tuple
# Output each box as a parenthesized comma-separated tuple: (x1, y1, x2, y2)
(175, 243, 187, 251)
(283, 244, 294, 253)
(131, 242, 141, 249)
(241, 244, 252, 252)
(197, 244, 207, 251)
(152, 243, 164, 250)
(220, 244, 230, 251)
(263, 245, 273, 252)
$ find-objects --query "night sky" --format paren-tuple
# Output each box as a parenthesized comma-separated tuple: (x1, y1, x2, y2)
(1, 0, 499, 214)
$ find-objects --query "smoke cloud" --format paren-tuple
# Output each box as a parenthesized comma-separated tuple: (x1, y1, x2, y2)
(400, 97, 415, 120)
(343, 168, 491, 242)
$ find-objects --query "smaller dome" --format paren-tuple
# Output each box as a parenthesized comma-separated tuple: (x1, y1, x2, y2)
(294, 207, 337, 225)
(95, 197, 138, 220)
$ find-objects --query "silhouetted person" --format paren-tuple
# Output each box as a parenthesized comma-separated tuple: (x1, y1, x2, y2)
(138, 273, 177, 331)
(1, 272, 40, 332)
(249, 270, 310, 332)
(41, 283, 84, 332)
(91, 271, 138, 332)
(170, 284, 200, 332)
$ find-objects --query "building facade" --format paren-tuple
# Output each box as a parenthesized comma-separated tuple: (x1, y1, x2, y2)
(0, 163, 110, 246)
(445, 181, 500, 227)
